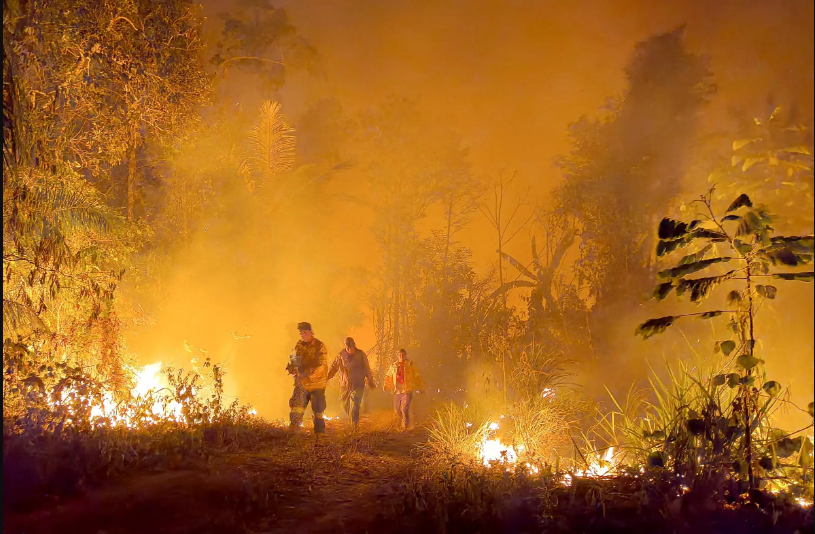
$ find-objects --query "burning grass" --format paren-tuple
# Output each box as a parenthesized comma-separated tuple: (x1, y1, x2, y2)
(2, 340, 280, 512)
(421, 389, 582, 477)
(413, 352, 814, 533)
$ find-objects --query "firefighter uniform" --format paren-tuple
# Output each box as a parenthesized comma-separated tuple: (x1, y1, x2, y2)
(289, 335, 328, 433)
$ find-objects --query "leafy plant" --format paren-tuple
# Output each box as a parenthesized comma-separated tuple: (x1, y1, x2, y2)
(635, 189, 813, 492)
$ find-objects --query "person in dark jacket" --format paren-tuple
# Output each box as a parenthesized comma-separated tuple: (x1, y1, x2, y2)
(327, 337, 375, 428)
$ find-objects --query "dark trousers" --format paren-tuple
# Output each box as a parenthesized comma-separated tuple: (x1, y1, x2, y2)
(394, 392, 413, 429)
(289, 381, 327, 433)
(342, 387, 364, 426)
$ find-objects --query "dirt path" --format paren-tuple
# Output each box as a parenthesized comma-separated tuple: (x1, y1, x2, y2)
(4, 415, 427, 534)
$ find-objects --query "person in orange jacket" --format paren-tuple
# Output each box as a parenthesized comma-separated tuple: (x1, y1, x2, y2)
(287, 322, 328, 434)
(383, 348, 424, 431)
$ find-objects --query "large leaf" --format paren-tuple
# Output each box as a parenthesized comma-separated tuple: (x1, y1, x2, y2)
(762, 381, 781, 397)
(736, 211, 765, 237)
(657, 238, 687, 257)
(732, 239, 753, 256)
(675, 271, 737, 302)
(650, 282, 674, 301)
(737, 353, 764, 370)
(727, 373, 741, 388)
(698, 310, 726, 319)
(689, 228, 729, 242)
(773, 272, 814, 282)
(755, 285, 777, 299)
(488, 280, 536, 300)
(635, 316, 676, 340)
(740, 375, 756, 386)
(676, 244, 712, 266)
(726, 290, 742, 306)
(726, 194, 753, 213)
(658, 218, 691, 240)
(761, 248, 801, 267)
(776, 438, 798, 458)
(714, 340, 737, 356)
(767, 236, 814, 254)
(712, 374, 727, 386)
(658, 257, 732, 279)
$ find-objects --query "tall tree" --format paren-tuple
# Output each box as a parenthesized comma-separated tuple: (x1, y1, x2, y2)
(208, 0, 316, 102)
(4, 0, 210, 220)
(555, 26, 715, 355)
(354, 96, 468, 380)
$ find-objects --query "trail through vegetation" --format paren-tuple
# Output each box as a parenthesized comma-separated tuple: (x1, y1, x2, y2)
(5, 414, 425, 534)
(6, 412, 813, 534)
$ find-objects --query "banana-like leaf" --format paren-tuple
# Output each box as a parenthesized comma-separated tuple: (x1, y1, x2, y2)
(488, 280, 536, 300)
(499, 251, 538, 281)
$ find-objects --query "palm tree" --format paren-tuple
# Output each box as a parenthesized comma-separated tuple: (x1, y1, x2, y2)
(231, 100, 350, 214)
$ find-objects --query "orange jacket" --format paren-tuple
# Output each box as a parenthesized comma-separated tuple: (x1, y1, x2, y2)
(384, 359, 424, 393)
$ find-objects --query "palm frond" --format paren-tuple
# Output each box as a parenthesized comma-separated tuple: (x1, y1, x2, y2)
(21, 170, 121, 237)
(247, 101, 295, 185)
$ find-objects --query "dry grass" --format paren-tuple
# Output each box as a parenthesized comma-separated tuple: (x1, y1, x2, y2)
(509, 394, 582, 464)
(421, 402, 491, 466)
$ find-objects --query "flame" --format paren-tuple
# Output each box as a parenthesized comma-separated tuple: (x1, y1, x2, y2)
(480, 437, 518, 466)
(134, 362, 163, 397)
(62, 361, 186, 427)
(477, 420, 521, 467)
(563, 447, 617, 486)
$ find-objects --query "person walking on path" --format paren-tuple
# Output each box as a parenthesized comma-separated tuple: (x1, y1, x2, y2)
(383, 348, 424, 431)
(327, 337, 376, 429)
(287, 322, 328, 435)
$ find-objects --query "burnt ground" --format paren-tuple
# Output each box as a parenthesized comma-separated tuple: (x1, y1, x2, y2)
(4, 412, 425, 534)
(4, 411, 814, 534)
